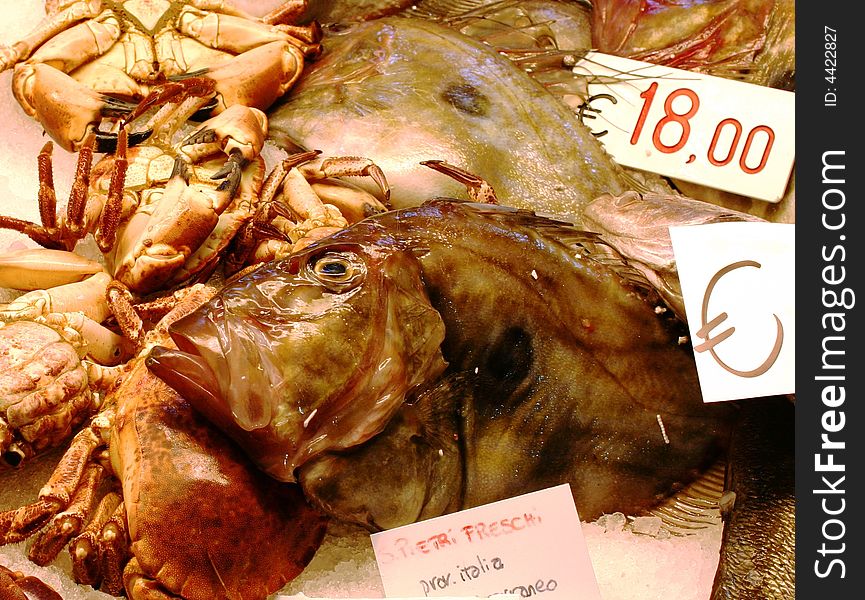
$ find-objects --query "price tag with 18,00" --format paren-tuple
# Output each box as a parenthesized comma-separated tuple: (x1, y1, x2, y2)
(572, 52, 795, 202)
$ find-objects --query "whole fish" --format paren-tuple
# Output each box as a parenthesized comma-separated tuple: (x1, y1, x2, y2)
(267, 17, 633, 219)
(147, 199, 734, 529)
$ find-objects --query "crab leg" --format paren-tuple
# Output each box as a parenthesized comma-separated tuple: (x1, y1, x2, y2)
(69, 488, 122, 587)
(0, 132, 95, 250)
(27, 463, 106, 565)
(301, 156, 392, 205)
(94, 128, 128, 253)
(0, 0, 104, 71)
(0, 421, 104, 543)
(96, 502, 130, 596)
(179, 5, 321, 54)
(23, 10, 121, 75)
(121, 77, 216, 130)
(421, 160, 499, 204)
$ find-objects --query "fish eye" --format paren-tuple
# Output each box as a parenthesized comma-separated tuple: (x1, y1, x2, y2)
(307, 251, 365, 290)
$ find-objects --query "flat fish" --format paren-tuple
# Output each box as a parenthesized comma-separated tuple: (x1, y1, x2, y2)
(148, 199, 734, 528)
(267, 17, 632, 221)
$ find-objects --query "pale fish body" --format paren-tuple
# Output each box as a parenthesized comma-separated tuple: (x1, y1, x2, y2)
(267, 17, 631, 220)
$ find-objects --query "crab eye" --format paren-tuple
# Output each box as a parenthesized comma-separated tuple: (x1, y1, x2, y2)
(307, 251, 365, 290)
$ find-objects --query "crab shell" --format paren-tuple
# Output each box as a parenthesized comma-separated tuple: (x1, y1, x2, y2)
(109, 349, 327, 599)
(0, 319, 95, 468)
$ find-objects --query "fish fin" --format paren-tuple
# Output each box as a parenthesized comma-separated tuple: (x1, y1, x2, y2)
(647, 459, 726, 536)
(265, 129, 310, 155)
(460, 201, 671, 310)
(407, 372, 468, 451)
(400, 0, 505, 19)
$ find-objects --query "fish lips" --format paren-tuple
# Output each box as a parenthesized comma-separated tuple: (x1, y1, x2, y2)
(147, 294, 298, 481)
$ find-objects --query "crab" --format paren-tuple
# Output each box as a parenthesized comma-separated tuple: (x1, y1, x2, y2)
(0, 86, 269, 296)
(0, 270, 142, 470)
(0, 0, 322, 152)
(0, 270, 199, 471)
(0, 282, 328, 599)
(233, 150, 392, 268)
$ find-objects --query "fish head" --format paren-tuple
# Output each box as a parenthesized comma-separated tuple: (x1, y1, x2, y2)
(147, 227, 448, 482)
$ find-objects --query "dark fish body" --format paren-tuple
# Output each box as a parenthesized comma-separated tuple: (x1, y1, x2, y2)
(267, 17, 631, 219)
(712, 397, 795, 598)
(148, 200, 733, 530)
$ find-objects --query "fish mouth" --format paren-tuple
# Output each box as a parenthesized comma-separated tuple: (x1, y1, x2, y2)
(146, 293, 300, 480)
(146, 346, 222, 417)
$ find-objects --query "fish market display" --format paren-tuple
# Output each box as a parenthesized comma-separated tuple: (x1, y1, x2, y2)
(268, 17, 633, 218)
(0, 1, 797, 599)
(149, 199, 735, 525)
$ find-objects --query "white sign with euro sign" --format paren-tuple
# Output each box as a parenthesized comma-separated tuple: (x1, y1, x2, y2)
(572, 52, 795, 202)
(370, 484, 602, 599)
(669, 222, 795, 402)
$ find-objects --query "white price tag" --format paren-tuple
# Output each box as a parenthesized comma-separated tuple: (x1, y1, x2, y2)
(371, 485, 601, 599)
(669, 222, 795, 402)
(573, 52, 795, 202)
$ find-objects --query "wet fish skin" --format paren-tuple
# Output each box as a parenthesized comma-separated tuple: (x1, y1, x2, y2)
(267, 17, 631, 222)
(149, 200, 734, 529)
(580, 191, 764, 319)
(591, 0, 795, 90)
(711, 396, 795, 599)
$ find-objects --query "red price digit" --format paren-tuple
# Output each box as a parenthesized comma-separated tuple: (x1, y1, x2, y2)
(707, 119, 774, 174)
(707, 118, 743, 166)
(652, 88, 699, 153)
(630, 81, 658, 146)
(630, 83, 699, 154)
(739, 125, 775, 174)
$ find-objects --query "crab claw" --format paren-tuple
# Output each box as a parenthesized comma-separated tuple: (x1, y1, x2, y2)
(93, 129, 153, 154)
(0, 248, 103, 291)
(179, 104, 269, 164)
(210, 148, 249, 198)
(12, 64, 108, 152)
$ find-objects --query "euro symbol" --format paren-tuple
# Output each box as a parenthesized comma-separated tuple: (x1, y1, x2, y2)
(692, 260, 783, 378)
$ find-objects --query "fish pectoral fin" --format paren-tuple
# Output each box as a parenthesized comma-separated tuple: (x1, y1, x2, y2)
(406, 372, 467, 451)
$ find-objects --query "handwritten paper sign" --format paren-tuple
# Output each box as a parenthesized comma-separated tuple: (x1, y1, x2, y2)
(276, 595, 519, 599)
(371, 484, 601, 599)
(669, 222, 795, 402)
(572, 52, 795, 202)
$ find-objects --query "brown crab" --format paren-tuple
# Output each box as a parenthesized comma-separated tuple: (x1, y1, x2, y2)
(0, 282, 328, 599)
(0, 86, 269, 296)
(0, 0, 322, 152)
